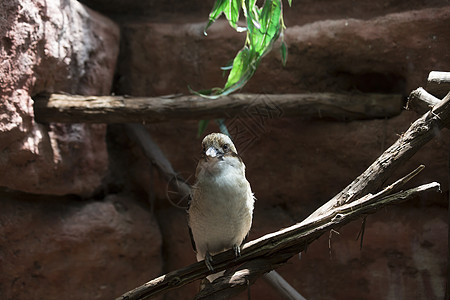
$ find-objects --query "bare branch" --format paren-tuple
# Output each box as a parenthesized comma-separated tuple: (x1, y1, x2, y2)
(193, 182, 440, 300)
(116, 182, 440, 300)
(263, 271, 308, 300)
(302, 90, 450, 224)
(406, 87, 441, 114)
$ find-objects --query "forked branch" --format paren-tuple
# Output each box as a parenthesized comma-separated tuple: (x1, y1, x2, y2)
(117, 180, 440, 300)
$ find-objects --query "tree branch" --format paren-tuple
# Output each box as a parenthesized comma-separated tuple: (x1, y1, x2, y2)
(193, 182, 440, 300)
(117, 181, 440, 300)
(33, 93, 402, 123)
(302, 87, 450, 224)
(406, 87, 441, 114)
(263, 271, 307, 300)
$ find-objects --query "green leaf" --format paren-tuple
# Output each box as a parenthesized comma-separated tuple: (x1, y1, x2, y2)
(205, 0, 243, 34)
(194, 0, 287, 99)
(256, 0, 282, 55)
(197, 119, 210, 137)
(287, 0, 292, 7)
(281, 40, 288, 66)
(224, 47, 253, 89)
(205, 0, 228, 34)
(224, 0, 241, 30)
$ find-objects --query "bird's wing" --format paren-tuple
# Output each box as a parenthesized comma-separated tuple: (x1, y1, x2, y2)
(241, 232, 249, 246)
(188, 224, 197, 252)
(186, 194, 197, 252)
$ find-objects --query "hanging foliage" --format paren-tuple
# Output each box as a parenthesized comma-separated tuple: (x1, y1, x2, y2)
(193, 0, 290, 99)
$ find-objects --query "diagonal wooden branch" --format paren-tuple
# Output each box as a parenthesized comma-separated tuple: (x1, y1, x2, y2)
(117, 181, 440, 300)
(302, 87, 450, 224)
(193, 182, 441, 300)
(262, 271, 307, 300)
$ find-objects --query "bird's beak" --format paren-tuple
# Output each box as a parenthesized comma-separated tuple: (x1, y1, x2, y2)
(205, 146, 219, 158)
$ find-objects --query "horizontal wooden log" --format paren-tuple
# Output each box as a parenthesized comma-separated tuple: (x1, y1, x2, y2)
(33, 93, 403, 124)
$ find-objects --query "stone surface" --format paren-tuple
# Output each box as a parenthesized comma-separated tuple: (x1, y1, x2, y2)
(0, 192, 162, 300)
(115, 7, 450, 97)
(272, 7, 450, 95)
(0, 0, 120, 195)
(115, 20, 245, 97)
(79, 0, 213, 20)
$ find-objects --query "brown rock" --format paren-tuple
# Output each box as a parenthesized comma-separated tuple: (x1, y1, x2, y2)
(271, 7, 450, 94)
(0, 0, 120, 195)
(0, 192, 162, 300)
(116, 20, 245, 96)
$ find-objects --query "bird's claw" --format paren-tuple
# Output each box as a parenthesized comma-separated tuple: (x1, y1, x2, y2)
(205, 252, 214, 271)
(233, 245, 241, 257)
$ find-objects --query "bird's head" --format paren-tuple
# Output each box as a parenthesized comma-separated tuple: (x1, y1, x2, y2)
(201, 133, 238, 160)
(195, 133, 245, 179)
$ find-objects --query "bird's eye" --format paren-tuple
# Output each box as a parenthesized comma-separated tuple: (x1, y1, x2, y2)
(222, 144, 229, 152)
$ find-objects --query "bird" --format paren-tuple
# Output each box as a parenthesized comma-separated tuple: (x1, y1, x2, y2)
(187, 132, 255, 282)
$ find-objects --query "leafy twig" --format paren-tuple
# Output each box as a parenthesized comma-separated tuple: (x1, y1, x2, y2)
(194, 0, 287, 99)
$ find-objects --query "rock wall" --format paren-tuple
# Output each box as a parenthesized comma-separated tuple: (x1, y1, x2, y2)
(0, 1, 163, 299)
(0, 192, 162, 300)
(1, 0, 449, 299)
(0, 0, 119, 195)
